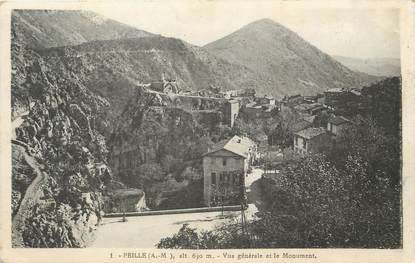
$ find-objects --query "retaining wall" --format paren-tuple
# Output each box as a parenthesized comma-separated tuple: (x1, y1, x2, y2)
(104, 205, 243, 218)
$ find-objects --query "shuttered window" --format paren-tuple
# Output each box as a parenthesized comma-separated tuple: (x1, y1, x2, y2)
(211, 173, 216, 185)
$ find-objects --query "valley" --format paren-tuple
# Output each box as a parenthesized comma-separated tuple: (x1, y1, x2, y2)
(10, 9, 401, 249)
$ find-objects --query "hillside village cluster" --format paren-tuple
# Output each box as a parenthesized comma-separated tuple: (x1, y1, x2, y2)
(11, 74, 374, 212)
(9, 9, 401, 249)
(140, 77, 367, 206)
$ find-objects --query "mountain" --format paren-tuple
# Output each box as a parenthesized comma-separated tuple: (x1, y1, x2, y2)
(205, 18, 379, 97)
(11, 10, 260, 119)
(12, 11, 254, 247)
(11, 10, 155, 49)
(32, 37, 257, 117)
(334, 56, 401, 77)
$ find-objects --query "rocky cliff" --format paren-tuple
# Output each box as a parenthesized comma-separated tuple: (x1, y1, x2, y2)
(11, 32, 113, 247)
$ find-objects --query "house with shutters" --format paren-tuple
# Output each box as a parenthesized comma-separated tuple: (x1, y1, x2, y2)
(202, 135, 257, 206)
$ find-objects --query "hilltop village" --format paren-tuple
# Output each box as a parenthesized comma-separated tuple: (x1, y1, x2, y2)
(11, 59, 400, 248)
(10, 10, 401, 249)
(107, 76, 397, 209)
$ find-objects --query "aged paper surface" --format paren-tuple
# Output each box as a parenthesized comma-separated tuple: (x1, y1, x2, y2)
(0, 0, 414, 262)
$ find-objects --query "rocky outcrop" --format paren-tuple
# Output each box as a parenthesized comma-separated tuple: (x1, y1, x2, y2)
(11, 144, 41, 247)
(11, 33, 112, 247)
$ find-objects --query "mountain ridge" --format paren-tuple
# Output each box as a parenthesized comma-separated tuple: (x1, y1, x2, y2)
(32, 36, 259, 118)
(12, 10, 156, 49)
(333, 55, 401, 77)
(205, 18, 379, 97)
(12, 10, 382, 104)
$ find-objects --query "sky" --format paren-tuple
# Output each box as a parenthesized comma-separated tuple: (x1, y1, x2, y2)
(92, 2, 400, 59)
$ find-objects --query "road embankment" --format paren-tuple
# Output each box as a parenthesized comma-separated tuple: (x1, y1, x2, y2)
(104, 205, 242, 218)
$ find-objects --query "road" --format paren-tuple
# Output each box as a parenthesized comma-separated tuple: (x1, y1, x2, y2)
(245, 168, 263, 189)
(91, 204, 258, 248)
(12, 144, 47, 247)
(91, 168, 265, 248)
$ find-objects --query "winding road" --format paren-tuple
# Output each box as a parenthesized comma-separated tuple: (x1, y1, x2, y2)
(12, 144, 48, 247)
(11, 111, 48, 247)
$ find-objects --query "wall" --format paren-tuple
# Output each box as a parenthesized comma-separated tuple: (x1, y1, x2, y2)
(308, 133, 329, 153)
(293, 135, 307, 154)
(328, 123, 350, 136)
(203, 149, 245, 206)
(331, 124, 339, 135)
(243, 106, 262, 120)
(223, 101, 240, 127)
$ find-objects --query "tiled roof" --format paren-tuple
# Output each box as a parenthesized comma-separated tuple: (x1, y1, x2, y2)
(291, 120, 313, 133)
(294, 103, 323, 112)
(350, 90, 361, 96)
(328, 115, 350, 125)
(246, 102, 261, 108)
(295, 127, 326, 139)
(303, 115, 316, 123)
(326, 88, 343, 93)
(204, 135, 255, 158)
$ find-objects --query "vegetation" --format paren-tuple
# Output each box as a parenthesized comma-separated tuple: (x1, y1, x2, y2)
(157, 77, 401, 249)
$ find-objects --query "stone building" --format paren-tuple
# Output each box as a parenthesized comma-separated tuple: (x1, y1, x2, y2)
(294, 103, 325, 116)
(293, 127, 329, 154)
(327, 115, 351, 136)
(256, 95, 276, 106)
(243, 102, 263, 119)
(223, 99, 240, 127)
(283, 94, 304, 106)
(202, 135, 257, 206)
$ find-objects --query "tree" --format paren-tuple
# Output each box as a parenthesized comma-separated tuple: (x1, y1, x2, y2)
(157, 224, 205, 249)
(158, 150, 400, 248)
(131, 162, 164, 189)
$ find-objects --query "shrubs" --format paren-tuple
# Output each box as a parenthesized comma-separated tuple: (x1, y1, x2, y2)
(158, 152, 400, 249)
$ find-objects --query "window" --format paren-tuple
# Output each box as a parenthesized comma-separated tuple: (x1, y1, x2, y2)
(302, 139, 307, 149)
(220, 173, 225, 182)
(222, 158, 227, 166)
(295, 136, 298, 146)
(211, 173, 216, 185)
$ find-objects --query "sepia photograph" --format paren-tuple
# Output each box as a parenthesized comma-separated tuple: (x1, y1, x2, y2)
(3, 0, 409, 255)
